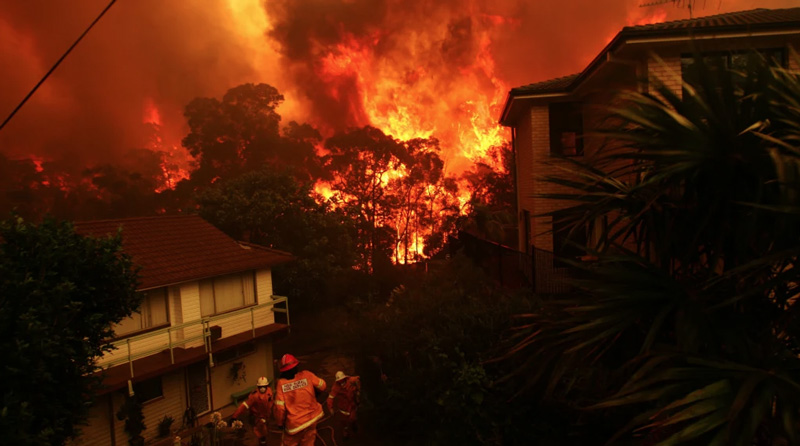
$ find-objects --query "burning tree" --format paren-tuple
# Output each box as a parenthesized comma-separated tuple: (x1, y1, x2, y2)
(323, 126, 409, 271)
(387, 137, 456, 263)
(323, 126, 463, 269)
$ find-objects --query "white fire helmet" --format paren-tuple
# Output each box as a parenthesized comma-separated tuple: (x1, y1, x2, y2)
(335, 371, 347, 382)
(257, 376, 269, 392)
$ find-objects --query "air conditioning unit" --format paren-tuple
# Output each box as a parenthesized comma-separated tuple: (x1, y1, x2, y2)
(209, 325, 222, 342)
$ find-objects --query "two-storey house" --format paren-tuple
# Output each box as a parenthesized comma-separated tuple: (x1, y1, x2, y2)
(71, 215, 293, 445)
(499, 7, 800, 292)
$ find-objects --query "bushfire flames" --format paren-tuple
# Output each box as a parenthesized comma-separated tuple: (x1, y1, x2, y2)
(3, 0, 750, 263)
(304, 7, 514, 262)
(142, 98, 191, 193)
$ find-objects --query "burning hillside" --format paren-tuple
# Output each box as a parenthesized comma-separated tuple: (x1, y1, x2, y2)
(0, 0, 795, 260)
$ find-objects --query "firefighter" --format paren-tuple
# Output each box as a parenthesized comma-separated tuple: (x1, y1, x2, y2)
(231, 376, 273, 446)
(273, 353, 327, 446)
(327, 371, 361, 440)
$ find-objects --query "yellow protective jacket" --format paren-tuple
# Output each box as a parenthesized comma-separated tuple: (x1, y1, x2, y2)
(274, 370, 327, 434)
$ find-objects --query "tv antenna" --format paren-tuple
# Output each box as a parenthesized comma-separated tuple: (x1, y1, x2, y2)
(640, 0, 702, 18)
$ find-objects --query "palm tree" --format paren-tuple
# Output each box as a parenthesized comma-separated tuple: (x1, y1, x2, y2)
(500, 53, 800, 445)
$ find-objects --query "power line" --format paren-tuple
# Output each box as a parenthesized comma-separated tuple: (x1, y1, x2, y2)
(0, 0, 118, 133)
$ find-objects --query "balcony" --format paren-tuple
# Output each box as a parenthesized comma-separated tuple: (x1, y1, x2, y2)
(95, 296, 290, 393)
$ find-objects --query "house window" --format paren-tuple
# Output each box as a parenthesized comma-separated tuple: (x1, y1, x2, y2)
(114, 288, 169, 337)
(549, 102, 584, 156)
(214, 341, 256, 365)
(133, 376, 163, 404)
(681, 48, 785, 96)
(552, 211, 588, 267)
(200, 272, 256, 317)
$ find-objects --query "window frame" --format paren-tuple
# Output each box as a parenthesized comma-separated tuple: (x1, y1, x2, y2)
(199, 271, 258, 318)
(680, 48, 787, 97)
(213, 341, 256, 365)
(549, 101, 584, 157)
(112, 287, 170, 340)
(132, 376, 164, 405)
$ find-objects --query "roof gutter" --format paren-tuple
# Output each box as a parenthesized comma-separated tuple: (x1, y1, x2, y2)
(499, 92, 571, 126)
(625, 28, 800, 44)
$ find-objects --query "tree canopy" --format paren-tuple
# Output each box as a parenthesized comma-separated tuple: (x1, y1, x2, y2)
(0, 217, 140, 445)
(182, 83, 321, 188)
(197, 169, 358, 308)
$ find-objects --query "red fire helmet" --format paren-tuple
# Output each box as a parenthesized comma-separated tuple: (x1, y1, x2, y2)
(280, 354, 299, 372)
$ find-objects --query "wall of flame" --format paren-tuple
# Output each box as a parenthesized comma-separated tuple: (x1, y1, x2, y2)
(0, 0, 796, 190)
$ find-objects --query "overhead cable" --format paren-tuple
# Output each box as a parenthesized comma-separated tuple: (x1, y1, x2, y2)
(0, 0, 119, 133)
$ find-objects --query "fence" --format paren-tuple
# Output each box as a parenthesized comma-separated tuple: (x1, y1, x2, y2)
(457, 231, 529, 288)
(457, 231, 574, 294)
(529, 247, 574, 294)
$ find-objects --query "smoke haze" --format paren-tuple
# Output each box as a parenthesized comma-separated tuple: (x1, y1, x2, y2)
(1, 0, 797, 175)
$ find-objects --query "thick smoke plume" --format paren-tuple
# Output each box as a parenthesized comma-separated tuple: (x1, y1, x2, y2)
(0, 0, 796, 178)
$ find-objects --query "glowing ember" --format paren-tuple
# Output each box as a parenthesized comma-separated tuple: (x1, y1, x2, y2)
(30, 155, 45, 173)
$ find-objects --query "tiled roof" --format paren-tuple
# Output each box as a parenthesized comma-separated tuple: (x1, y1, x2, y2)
(504, 7, 800, 104)
(510, 73, 579, 96)
(624, 7, 800, 34)
(75, 215, 294, 290)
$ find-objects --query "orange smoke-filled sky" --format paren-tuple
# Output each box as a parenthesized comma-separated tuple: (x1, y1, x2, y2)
(0, 0, 797, 175)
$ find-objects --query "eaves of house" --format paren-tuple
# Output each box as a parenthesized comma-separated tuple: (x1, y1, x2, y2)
(500, 7, 800, 126)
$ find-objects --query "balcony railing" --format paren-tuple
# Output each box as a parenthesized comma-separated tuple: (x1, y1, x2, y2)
(98, 296, 289, 379)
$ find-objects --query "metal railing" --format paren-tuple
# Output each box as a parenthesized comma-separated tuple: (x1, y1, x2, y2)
(530, 247, 574, 294)
(457, 230, 530, 288)
(456, 231, 579, 293)
(99, 296, 289, 379)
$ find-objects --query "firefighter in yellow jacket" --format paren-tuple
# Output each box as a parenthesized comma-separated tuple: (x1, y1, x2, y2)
(274, 354, 327, 446)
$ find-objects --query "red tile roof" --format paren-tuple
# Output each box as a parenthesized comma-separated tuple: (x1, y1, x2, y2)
(75, 215, 294, 290)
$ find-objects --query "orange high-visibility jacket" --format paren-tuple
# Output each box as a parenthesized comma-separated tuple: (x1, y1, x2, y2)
(232, 387, 274, 422)
(327, 376, 360, 415)
(274, 370, 327, 434)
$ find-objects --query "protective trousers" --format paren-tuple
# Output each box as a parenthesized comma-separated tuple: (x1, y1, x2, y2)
(281, 425, 316, 446)
(254, 418, 268, 444)
(335, 410, 357, 438)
